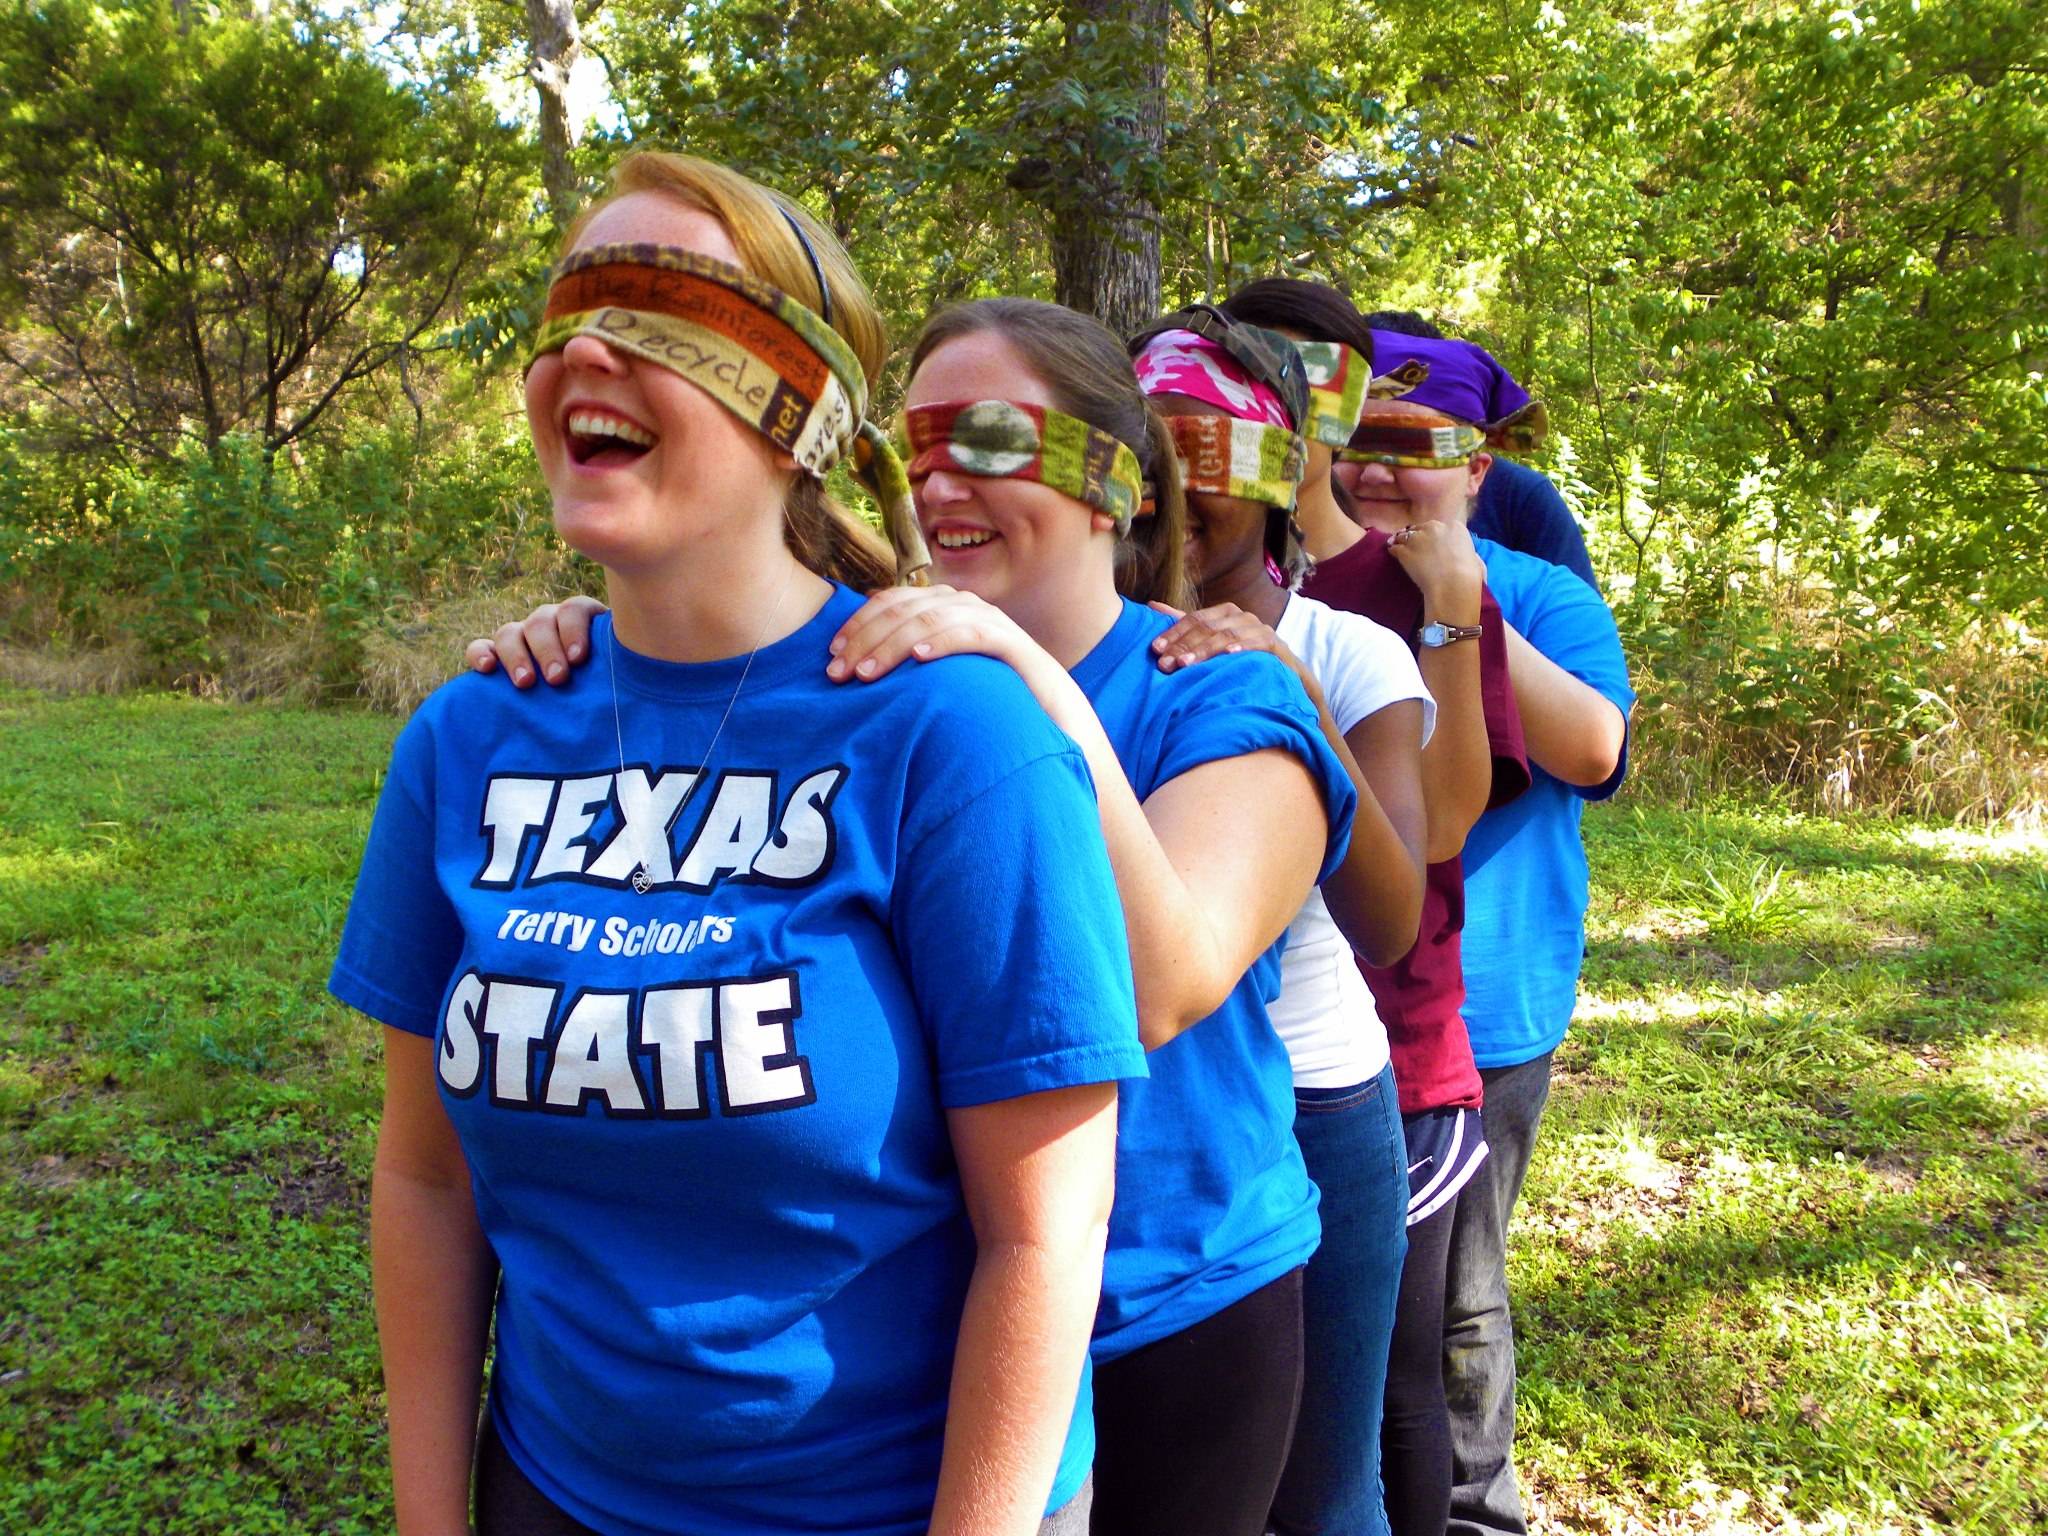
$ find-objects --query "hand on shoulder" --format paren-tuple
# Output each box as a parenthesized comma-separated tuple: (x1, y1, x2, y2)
(1146, 601, 1319, 704)
(826, 584, 1039, 684)
(465, 594, 609, 687)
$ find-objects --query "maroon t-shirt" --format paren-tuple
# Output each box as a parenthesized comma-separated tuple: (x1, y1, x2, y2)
(1302, 530, 1530, 1114)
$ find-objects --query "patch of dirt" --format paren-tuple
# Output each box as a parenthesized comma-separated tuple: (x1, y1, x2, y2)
(18, 1153, 83, 1192)
(12, 1147, 129, 1192)
(0, 943, 48, 989)
(1544, 1157, 1704, 1260)
(221, 1149, 364, 1222)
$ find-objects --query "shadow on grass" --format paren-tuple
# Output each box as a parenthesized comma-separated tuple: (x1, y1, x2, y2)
(1518, 1156, 2048, 1338)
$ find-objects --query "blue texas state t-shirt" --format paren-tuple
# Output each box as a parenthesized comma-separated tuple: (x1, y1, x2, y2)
(1071, 599, 1357, 1360)
(330, 586, 1145, 1536)
(1461, 540, 1635, 1070)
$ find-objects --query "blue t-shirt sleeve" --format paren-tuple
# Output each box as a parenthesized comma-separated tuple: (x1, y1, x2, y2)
(329, 710, 464, 1036)
(1149, 652, 1359, 885)
(1517, 564, 1635, 803)
(892, 746, 1146, 1109)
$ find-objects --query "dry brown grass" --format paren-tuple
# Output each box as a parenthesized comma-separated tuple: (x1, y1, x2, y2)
(1626, 600, 2047, 827)
(0, 636, 149, 695)
(357, 579, 582, 715)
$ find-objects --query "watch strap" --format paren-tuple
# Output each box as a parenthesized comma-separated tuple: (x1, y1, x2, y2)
(1418, 621, 1484, 647)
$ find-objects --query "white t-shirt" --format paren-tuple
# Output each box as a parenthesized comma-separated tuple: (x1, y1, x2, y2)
(1270, 594, 1435, 1089)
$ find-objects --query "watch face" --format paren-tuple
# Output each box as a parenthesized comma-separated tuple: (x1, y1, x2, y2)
(1420, 623, 1445, 647)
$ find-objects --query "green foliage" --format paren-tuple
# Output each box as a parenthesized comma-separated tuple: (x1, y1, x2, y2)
(1623, 584, 2047, 821)
(0, 422, 558, 693)
(1463, 0, 2043, 617)
(0, 0, 534, 456)
(1674, 857, 1798, 943)
(3, 699, 2045, 1529)
(0, 0, 2043, 801)
(602, 0, 1064, 359)
(0, 693, 396, 1532)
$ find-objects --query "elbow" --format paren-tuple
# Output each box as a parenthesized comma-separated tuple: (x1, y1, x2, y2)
(1423, 798, 1485, 863)
(1136, 978, 1233, 1051)
(1359, 888, 1423, 970)
(1552, 708, 1628, 788)
(1331, 872, 1423, 969)
(1423, 824, 1465, 864)
(1135, 929, 1241, 1049)
(1359, 898, 1423, 970)
(977, 1211, 1112, 1274)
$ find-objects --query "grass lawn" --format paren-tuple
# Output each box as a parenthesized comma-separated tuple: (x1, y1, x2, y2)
(3, 691, 2044, 1534)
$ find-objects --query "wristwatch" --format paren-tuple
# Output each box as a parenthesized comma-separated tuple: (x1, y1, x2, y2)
(1417, 621, 1484, 648)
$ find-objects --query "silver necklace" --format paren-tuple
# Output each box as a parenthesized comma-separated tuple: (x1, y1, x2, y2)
(607, 563, 798, 894)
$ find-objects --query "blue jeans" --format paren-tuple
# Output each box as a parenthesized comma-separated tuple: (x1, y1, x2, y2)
(1443, 1052, 1553, 1536)
(1270, 1064, 1409, 1536)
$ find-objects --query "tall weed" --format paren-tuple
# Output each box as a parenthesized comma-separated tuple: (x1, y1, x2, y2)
(0, 423, 575, 702)
(1623, 582, 2046, 825)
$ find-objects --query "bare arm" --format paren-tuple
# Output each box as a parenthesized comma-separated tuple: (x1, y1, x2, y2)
(1500, 621, 1628, 787)
(830, 588, 1330, 1049)
(1146, 604, 1424, 966)
(1391, 522, 1492, 859)
(1321, 701, 1427, 965)
(372, 1029, 496, 1536)
(1128, 751, 1333, 1043)
(930, 1083, 1119, 1536)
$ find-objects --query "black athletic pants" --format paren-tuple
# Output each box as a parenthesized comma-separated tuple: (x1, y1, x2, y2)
(475, 1413, 600, 1536)
(1089, 1267, 1306, 1536)
(1380, 1191, 1459, 1536)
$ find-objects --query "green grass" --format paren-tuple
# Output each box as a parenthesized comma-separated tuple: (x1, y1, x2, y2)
(3, 694, 2044, 1533)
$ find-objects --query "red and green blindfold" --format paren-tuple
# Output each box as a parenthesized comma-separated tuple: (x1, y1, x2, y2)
(1163, 413, 1307, 510)
(901, 400, 1148, 534)
(530, 243, 925, 577)
(1336, 401, 1488, 470)
(1295, 341, 1372, 448)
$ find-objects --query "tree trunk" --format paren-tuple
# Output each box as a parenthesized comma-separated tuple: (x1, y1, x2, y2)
(526, 0, 585, 219)
(1047, 0, 1167, 339)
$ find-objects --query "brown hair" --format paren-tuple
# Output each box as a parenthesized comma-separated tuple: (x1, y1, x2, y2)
(562, 151, 912, 590)
(1220, 277, 1378, 364)
(907, 298, 1194, 609)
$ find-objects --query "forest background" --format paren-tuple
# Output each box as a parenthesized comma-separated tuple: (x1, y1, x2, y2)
(1, 0, 2044, 819)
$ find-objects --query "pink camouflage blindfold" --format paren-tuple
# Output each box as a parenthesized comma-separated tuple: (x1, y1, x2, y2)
(1131, 330, 1294, 429)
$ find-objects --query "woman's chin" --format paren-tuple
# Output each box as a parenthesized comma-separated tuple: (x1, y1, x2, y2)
(929, 557, 1002, 601)
(550, 507, 648, 574)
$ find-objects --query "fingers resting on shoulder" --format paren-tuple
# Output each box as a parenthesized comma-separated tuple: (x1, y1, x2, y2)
(1149, 602, 1278, 673)
(826, 585, 1016, 683)
(466, 595, 608, 687)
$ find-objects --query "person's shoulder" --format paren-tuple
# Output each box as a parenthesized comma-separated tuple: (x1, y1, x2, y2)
(396, 666, 542, 745)
(1163, 643, 1313, 722)
(877, 648, 1061, 731)
(1488, 456, 1556, 499)
(874, 650, 1084, 782)
(869, 653, 1095, 847)
(1476, 537, 1593, 611)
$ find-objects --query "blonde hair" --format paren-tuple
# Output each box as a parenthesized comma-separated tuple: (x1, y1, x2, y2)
(563, 151, 906, 591)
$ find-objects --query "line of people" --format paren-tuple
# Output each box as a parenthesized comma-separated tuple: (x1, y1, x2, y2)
(331, 149, 1634, 1536)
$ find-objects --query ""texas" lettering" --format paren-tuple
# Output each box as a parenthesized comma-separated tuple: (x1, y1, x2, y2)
(476, 765, 845, 892)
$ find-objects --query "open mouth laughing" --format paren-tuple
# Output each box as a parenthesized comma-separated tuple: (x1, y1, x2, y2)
(564, 407, 657, 468)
